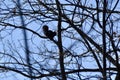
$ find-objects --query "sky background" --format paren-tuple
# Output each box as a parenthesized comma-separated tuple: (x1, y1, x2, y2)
(0, 0, 120, 80)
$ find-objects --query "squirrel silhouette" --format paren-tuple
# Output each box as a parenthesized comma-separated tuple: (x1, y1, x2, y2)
(43, 25, 56, 40)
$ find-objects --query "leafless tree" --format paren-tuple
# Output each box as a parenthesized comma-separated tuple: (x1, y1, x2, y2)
(0, 0, 120, 80)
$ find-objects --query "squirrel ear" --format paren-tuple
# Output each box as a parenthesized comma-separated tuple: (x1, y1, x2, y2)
(43, 25, 48, 28)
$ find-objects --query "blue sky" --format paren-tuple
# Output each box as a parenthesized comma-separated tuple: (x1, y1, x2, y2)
(0, 0, 120, 80)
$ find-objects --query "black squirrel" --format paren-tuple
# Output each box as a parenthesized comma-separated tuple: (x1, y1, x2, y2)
(43, 25, 56, 40)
